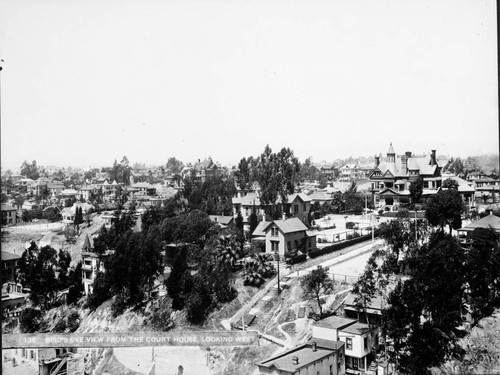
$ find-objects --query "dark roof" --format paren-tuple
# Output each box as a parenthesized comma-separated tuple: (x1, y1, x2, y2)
(257, 341, 339, 372)
(313, 316, 357, 330)
(306, 338, 345, 351)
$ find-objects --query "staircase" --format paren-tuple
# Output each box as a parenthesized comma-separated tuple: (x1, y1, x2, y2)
(50, 357, 68, 375)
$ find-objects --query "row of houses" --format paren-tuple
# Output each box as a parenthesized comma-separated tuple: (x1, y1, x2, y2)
(257, 292, 385, 375)
(369, 143, 497, 210)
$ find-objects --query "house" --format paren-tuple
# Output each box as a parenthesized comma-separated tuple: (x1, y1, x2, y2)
(1, 250, 21, 284)
(2, 281, 28, 316)
(343, 293, 384, 327)
(209, 215, 234, 228)
(458, 212, 500, 240)
(287, 193, 312, 226)
(468, 175, 500, 203)
(131, 182, 157, 196)
(232, 192, 267, 232)
(312, 315, 380, 373)
(1, 203, 18, 225)
(9, 348, 82, 375)
(261, 217, 316, 258)
(314, 162, 338, 180)
(78, 184, 98, 202)
(309, 191, 334, 205)
(191, 157, 222, 183)
(441, 172, 476, 207)
(256, 339, 345, 375)
(369, 143, 445, 210)
(61, 203, 93, 226)
(339, 164, 362, 181)
(81, 235, 113, 295)
(46, 182, 65, 196)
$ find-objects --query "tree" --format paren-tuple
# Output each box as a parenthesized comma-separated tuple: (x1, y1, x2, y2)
(249, 207, 259, 236)
(409, 177, 424, 205)
(74, 206, 83, 226)
(166, 247, 192, 310)
(343, 182, 364, 213)
(425, 189, 464, 233)
(384, 233, 467, 374)
(18, 242, 60, 308)
(166, 157, 184, 175)
(465, 228, 500, 327)
(20, 160, 40, 180)
(442, 178, 459, 190)
(257, 145, 300, 206)
(19, 307, 43, 333)
(301, 265, 334, 318)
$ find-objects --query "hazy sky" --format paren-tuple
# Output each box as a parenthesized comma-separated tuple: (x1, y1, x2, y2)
(0, 0, 497, 171)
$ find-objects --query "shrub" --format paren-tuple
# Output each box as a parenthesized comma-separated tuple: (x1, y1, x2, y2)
(345, 221, 356, 229)
(19, 307, 42, 333)
(148, 297, 175, 332)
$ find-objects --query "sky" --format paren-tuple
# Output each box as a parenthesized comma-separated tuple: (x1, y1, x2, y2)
(0, 0, 498, 171)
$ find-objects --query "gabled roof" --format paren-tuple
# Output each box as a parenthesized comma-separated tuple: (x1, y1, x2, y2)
(1, 203, 17, 211)
(460, 213, 500, 233)
(309, 191, 333, 202)
(232, 192, 261, 206)
(266, 217, 308, 234)
(252, 221, 270, 237)
(209, 215, 234, 225)
(287, 193, 312, 204)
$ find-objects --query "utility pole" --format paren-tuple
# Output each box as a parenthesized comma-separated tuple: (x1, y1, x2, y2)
(275, 250, 281, 294)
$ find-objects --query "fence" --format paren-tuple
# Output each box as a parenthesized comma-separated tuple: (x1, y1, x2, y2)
(7, 222, 64, 232)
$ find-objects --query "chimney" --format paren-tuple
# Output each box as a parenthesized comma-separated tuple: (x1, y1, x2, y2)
(401, 154, 407, 175)
(282, 212, 287, 221)
(292, 356, 299, 365)
(430, 150, 437, 166)
(312, 342, 317, 352)
(375, 156, 380, 168)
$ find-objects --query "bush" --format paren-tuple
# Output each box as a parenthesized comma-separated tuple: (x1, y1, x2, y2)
(285, 253, 307, 265)
(345, 221, 356, 229)
(66, 310, 81, 332)
(148, 297, 175, 332)
(19, 307, 42, 333)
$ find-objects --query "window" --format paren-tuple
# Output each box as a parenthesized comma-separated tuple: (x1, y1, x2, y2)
(294, 204, 299, 213)
(364, 337, 368, 350)
(287, 241, 291, 249)
(337, 361, 341, 371)
(30, 350, 35, 360)
(339, 349, 344, 360)
(271, 241, 279, 252)
(303, 203, 307, 211)
(346, 338, 352, 350)
(271, 227, 278, 237)
(352, 357, 359, 369)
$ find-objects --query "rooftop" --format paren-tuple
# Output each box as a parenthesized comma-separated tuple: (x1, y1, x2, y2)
(340, 322, 372, 335)
(460, 213, 500, 233)
(313, 315, 357, 330)
(258, 341, 340, 372)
